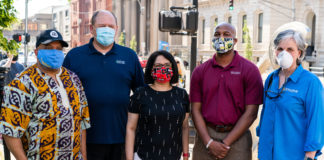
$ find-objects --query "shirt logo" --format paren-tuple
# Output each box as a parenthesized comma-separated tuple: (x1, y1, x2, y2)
(230, 71, 241, 75)
(116, 60, 125, 64)
(284, 88, 298, 93)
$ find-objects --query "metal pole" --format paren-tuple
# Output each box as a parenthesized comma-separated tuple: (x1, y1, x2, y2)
(190, 0, 198, 77)
(292, 0, 296, 21)
(24, 0, 28, 67)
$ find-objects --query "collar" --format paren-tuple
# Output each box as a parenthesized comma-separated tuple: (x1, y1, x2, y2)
(287, 64, 303, 83)
(212, 50, 240, 68)
(274, 64, 303, 83)
(88, 38, 117, 55)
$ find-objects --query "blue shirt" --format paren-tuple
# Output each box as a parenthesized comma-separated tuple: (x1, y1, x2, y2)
(257, 65, 324, 160)
(63, 38, 145, 144)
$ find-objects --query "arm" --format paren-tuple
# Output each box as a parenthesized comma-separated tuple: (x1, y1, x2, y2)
(81, 130, 87, 160)
(222, 104, 259, 146)
(2, 54, 13, 68)
(304, 78, 324, 159)
(3, 135, 27, 160)
(182, 113, 189, 160)
(125, 112, 139, 160)
(131, 54, 145, 91)
(191, 102, 229, 159)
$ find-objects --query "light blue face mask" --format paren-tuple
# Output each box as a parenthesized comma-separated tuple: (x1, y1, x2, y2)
(96, 27, 115, 46)
(37, 49, 65, 69)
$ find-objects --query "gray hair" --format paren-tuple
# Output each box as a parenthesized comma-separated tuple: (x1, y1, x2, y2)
(273, 29, 306, 65)
(91, 10, 118, 26)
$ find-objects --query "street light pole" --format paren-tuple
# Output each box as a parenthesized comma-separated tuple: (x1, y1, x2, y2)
(24, 0, 28, 67)
(190, 0, 198, 77)
(292, 0, 296, 21)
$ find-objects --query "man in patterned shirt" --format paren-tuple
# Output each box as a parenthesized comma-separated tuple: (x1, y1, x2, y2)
(0, 29, 90, 160)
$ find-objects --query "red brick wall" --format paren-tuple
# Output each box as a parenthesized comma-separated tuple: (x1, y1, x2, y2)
(70, 0, 113, 48)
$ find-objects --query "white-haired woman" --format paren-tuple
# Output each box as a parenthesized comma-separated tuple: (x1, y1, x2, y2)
(257, 29, 324, 160)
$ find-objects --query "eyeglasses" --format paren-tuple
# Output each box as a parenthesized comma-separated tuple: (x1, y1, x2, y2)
(265, 82, 286, 99)
(153, 63, 172, 68)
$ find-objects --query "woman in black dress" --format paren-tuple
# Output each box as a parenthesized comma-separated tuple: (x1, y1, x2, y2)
(125, 50, 190, 160)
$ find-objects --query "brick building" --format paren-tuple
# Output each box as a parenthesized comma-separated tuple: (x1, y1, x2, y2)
(70, 0, 113, 47)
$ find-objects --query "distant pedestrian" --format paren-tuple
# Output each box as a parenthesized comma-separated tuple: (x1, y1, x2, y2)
(63, 10, 145, 160)
(125, 50, 190, 160)
(0, 54, 25, 85)
(0, 29, 90, 160)
(190, 22, 263, 160)
(257, 29, 324, 160)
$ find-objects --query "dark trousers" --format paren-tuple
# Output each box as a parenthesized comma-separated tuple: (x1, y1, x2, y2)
(87, 143, 125, 160)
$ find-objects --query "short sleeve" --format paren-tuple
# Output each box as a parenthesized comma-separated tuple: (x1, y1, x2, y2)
(128, 91, 141, 113)
(80, 87, 90, 130)
(0, 80, 32, 138)
(182, 89, 190, 113)
(71, 73, 90, 130)
(131, 54, 145, 91)
(189, 67, 202, 103)
(244, 65, 263, 105)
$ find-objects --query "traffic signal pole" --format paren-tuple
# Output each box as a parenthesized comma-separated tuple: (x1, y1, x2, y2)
(24, 0, 28, 67)
(190, 0, 198, 77)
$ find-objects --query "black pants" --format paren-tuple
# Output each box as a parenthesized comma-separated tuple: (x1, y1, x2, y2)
(87, 143, 125, 160)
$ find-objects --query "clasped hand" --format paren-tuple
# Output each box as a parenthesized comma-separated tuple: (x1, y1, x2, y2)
(208, 141, 230, 159)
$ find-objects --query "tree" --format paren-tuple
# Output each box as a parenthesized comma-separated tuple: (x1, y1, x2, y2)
(130, 35, 137, 52)
(243, 20, 252, 61)
(118, 31, 125, 46)
(0, 0, 20, 56)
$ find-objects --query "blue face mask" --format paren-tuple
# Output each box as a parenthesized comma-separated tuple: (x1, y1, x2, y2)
(96, 27, 115, 46)
(37, 49, 65, 69)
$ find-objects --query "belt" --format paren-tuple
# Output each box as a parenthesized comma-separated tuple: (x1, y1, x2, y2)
(206, 122, 234, 132)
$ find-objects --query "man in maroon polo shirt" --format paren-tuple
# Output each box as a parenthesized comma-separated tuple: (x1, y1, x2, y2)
(190, 22, 263, 160)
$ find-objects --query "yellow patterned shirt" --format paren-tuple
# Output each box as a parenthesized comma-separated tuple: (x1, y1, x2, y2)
(0, 65, 90, 160)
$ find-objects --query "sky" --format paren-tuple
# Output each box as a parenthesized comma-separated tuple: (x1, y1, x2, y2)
(13, 0, 69, 19)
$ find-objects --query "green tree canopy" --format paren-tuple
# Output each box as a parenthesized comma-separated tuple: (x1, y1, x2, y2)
(0, 0, 19, 55)
(130, 35, 137, 52)
(243, 20, 252, 61)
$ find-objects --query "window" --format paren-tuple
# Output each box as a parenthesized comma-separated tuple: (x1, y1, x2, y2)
(242, 15, 247, 43)
(202, 19, 205, 44)
(53, 13, 57, 20)
(214, 17, 218, 27)
(228, 16, 232, 24)
(65, 25, 69, 33)
(40, 24, 47, 30)
(258, 13, 263, 43)
(65, 10, 69, 17)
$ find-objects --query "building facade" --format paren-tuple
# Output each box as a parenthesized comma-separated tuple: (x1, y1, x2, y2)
(53, 5, 71, 50)
(194, 0, 324, 67)
(70, 0, 113, 47)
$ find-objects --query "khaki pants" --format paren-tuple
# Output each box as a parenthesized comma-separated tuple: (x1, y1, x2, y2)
(192, 126, 252, 160)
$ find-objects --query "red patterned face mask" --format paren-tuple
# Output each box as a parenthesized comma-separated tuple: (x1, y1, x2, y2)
(151, 66, 173, 83)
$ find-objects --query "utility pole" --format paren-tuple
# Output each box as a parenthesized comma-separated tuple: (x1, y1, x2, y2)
(24, 0, 29, 67)
(292, 0, 296, 21)
(190, 0, 198, 77)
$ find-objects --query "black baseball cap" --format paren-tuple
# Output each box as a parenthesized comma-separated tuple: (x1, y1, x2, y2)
(36, 29, 68, 48)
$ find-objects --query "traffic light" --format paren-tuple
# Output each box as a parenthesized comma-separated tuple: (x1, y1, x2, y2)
(25, 33, 30, 44)
(183, 10, 198, 33)
(229, 0, 234, 10)
(13, 34, 22, 43)
(159, 10, 182, 32)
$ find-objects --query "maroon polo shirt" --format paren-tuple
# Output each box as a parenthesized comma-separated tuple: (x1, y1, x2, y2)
(190, 51, 263, 125)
